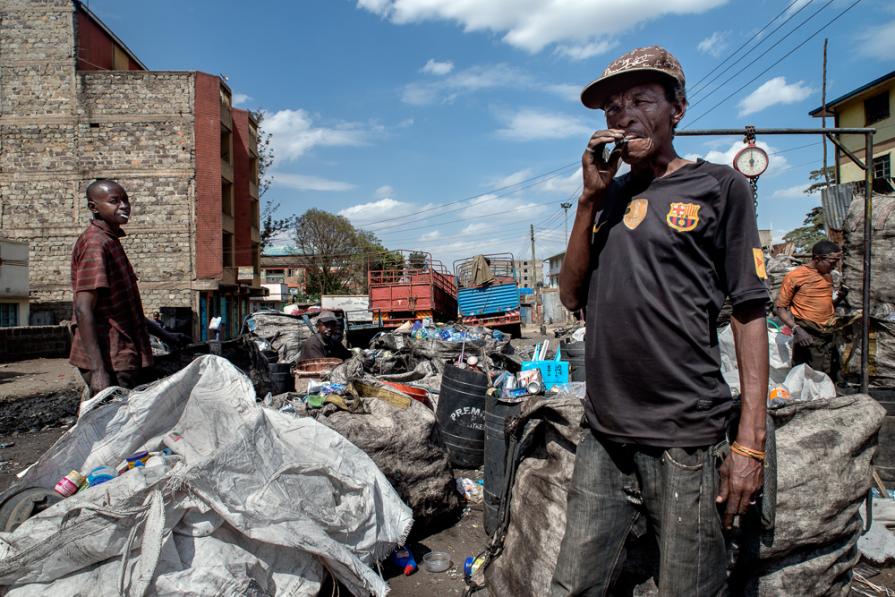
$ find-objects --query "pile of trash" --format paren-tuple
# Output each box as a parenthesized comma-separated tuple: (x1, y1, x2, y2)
(838, 193, 895, 386)
(0, 356, 412, 596)
(246, 311, 314, 364)
(766, 253, 801, 302)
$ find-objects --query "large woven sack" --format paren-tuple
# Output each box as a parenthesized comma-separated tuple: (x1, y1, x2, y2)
(841, 193, 895, 309)
(320, 396, 461, 528)
(482, 394, 882, 596)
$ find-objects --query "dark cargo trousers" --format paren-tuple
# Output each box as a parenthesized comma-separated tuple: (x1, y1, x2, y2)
(550, 430, 729, 596)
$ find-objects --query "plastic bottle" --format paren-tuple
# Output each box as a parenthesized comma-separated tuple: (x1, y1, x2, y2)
(391, 545, 418, 576)
(86, 466, 117, 487)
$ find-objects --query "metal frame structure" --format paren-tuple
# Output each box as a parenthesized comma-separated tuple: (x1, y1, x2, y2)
(676, 127, 876, 392)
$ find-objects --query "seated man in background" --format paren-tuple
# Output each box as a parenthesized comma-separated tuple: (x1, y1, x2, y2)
(298, 311, 351, 362)
(775, 239, 843, 379)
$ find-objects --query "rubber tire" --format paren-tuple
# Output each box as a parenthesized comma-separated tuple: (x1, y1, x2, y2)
(0, 487, 62, 532)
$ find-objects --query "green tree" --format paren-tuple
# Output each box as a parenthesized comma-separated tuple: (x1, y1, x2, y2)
(293, 210, 395, 295)
(407, 251, 429, 271)
(782, 206, 826, 253)
(803, 166, 835, 195)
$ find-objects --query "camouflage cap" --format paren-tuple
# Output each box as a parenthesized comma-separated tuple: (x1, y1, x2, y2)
(581, 46, 685, 110)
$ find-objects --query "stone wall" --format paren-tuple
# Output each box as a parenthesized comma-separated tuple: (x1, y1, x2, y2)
(0, 2, 198, 321)
(0, 324, 71, 362)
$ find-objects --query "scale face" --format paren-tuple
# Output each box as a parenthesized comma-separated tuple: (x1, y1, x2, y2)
(733, 141, 769, 178)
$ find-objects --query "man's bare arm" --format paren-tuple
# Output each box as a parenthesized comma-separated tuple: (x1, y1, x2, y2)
(73, 290, 111, 395)
(717, 299, 768, 528)
(559, 129, 624, 310)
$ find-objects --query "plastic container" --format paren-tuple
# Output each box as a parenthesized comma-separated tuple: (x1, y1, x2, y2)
(54, 470, 85, 497)
(391, 545, 418, 576)
(86, 466, 117, 487)
(423, 551, 452, 573)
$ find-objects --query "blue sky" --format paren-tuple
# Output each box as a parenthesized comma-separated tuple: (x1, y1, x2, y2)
(87, 0, 893, 264)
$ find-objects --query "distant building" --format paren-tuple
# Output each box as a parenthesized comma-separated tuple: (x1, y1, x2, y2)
(810, 70, 894, 190)
(0, 0, 263, 340)
(261, 252, 311, 298)
(514, 259, 544, 290)
(0, 240, 29, 327)
(545, 252, 565, 289)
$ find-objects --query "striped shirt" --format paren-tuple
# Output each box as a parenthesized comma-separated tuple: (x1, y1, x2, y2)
(69, 220, 153, 372)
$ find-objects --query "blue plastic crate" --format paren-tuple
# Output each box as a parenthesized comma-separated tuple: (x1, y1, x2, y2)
(521, 359, 570, 390)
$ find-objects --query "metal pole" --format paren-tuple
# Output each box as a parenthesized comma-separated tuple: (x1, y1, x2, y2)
(862, 132, 874, 393)
(561, 202, 572, 242)
(676, 127, 875, 136)
(531, 224, 538, 324)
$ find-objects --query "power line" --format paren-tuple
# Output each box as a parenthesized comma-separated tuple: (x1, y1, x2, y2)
(688, 0, 821, 101)
(683, 0, 864, 128)
(359, 161, 579, 230)
(688, 0, 810, 95)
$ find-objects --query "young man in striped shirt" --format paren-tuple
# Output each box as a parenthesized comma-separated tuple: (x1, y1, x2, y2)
(70, 179, 188, 397)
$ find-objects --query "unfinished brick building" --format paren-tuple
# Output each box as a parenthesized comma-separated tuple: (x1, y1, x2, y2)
(0, 0, 263, 340)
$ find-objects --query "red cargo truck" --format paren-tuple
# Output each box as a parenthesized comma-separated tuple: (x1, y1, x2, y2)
(367, 250, 458, 328)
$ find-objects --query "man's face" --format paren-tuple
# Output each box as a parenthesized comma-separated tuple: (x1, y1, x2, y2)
(814, 252, 841, 275)
(602, 82, 684, 163)
(89, 184, 131, 227)
(317, 320, 340, 339)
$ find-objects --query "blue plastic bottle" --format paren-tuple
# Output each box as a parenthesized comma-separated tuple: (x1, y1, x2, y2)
(391, 545, 417, 576)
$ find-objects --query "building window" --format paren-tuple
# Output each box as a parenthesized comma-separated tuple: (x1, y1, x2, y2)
(221, 126, 232, 163)
(265, 269, 285, 283)
(0, 304, 18, 327)
(222, 232, 234, 267)
(222, 180, 233, 216)
(865, 91, 890, 126)
(874, 154, 892, 180)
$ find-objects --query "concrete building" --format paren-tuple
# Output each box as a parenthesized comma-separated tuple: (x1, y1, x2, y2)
(0, 0, 263, 340)
(810, 70, 895, 189)
(545, 252, 565, 289)
(514, 259, 544, 290)
(0, 239, 29, 327)
(261, 252, 310, 299)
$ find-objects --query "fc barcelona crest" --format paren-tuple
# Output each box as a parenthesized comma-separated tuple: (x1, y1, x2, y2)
(666, 202, 700, 232)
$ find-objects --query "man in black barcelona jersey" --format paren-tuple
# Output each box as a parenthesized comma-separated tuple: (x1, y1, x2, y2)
(551, 46, 770, 596)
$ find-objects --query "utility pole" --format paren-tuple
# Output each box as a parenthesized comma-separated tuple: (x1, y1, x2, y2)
(560, 201, 573, 243)
(531, 224, 542, 328)
(822, 38, 830, 186)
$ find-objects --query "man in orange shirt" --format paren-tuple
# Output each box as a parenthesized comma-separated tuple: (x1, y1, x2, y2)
(775, 240, 844, 377)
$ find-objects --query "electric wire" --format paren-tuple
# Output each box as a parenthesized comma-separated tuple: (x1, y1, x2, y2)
(683, 0, 865, 128)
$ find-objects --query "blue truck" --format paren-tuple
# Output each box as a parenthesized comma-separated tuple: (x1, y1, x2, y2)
(453, 253, 522, 337)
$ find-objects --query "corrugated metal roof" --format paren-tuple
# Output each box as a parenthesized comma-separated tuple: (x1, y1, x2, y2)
(821, 185, 855, 231)
(457, 283, 520, 317)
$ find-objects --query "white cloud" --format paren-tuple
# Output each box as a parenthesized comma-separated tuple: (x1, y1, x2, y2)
(684, 140, 790, 177)
(487, 169, 533, 189)
(536, 167, 583, 195)
(554, 39, 616, 61)
(375, 185, 395, 198)
(357, 0, 727, 54)
(543, 83, 582, 103)
(697, 31, 728, 58)
(771, 184, 809, 200)
(421, 59, 454, 75)
(419, 230, 442, 241)
(339, 198, 414, 225)
(232, 93, 252, 106)
(272, 173, 356, 192)
(495, 109, 589, 141)
(785, 0, 812, 15)
(856, 19, 895, 58)
(737, 77, 814, 117)
(460, 194, 549, 222)
(263, 109, 372, 162)
(402, 63, 527, 105)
